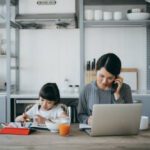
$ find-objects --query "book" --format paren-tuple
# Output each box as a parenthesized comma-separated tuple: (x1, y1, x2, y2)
(29, 122, 48, 130)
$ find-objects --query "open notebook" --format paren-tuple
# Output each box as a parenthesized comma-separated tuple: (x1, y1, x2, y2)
(30, 122, 48, 130)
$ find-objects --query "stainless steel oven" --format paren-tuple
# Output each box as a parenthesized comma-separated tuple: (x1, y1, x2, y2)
(13, 98, 38, 120)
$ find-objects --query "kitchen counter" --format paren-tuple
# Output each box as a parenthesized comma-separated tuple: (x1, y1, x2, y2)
(0, 90, 6, 96)
(1, 90, 150, 97)
(0, 124, 150, 150)
(132, 90, 150, 96)
(9, 90, 150, 98)
(10, 91, 79, 99)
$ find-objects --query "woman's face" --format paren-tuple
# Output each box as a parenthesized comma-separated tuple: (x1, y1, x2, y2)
(40, 98, 56, 110)
(96, 67, 116, 90)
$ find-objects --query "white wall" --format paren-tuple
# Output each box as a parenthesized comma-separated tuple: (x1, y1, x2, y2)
(20, 29, 80, 92)
(85, 27, 147, 90)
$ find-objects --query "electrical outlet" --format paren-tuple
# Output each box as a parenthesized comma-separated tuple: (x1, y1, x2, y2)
(37, 0, 56, 5)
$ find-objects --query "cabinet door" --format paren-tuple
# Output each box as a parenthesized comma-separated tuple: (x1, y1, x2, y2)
(0, 96, 6, 122)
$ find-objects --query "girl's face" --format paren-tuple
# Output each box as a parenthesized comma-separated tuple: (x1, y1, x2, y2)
(40, 98, 56, 110)
(96, 67, 116, 90)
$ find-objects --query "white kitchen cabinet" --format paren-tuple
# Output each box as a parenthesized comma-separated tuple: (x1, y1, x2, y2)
(0, 95, 6, 122)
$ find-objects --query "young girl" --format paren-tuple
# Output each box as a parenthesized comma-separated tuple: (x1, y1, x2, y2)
(15, 83, 68, 124)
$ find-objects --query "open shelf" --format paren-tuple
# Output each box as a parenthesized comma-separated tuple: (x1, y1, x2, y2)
(84, 0, 146, 5)
(0, 21, 21, 29)
(84, 20, 150, 27)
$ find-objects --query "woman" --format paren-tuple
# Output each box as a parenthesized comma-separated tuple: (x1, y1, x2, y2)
(78, 53, 133, 125)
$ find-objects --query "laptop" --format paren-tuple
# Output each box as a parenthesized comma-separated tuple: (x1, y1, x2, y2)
(80, 103, 142, 136)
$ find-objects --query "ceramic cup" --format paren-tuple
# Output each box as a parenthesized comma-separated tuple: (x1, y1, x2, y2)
(140, 116, 149, 130)
(103, 11, 112, 20)
(85, 9, 94, 20)
(94, 10, 103, 20)
(113, 11, 122, 20)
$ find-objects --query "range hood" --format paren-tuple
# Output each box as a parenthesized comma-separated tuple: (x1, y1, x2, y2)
(15, 13, 77, 29)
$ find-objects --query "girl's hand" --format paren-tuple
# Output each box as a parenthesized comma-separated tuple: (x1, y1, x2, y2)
(113, 76, 123, 100)
(15, 113, 30, 122)
(22, 113, 30, 122)
(35, 115, 46, 124)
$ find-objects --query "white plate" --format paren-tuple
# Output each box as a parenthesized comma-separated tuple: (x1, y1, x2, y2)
(126, 12, 150, 20)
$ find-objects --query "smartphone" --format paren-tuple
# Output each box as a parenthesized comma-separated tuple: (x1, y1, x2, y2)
(111, 81, 118, 93)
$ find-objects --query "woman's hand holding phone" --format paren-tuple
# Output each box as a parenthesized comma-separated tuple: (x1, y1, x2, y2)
(113, 76, 123, 100)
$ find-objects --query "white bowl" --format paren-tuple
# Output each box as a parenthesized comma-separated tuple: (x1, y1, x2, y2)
(45, 120, 60, 133)
(126, 12, 150, 20)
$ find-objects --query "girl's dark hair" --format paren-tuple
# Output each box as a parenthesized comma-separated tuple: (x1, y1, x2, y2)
(39, 83, 60, 103)
(96, 53, 121, 76)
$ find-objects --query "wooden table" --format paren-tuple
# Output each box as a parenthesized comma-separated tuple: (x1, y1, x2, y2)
(0, 124, 150, 150)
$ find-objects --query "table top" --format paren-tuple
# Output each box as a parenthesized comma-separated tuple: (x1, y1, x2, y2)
(0, 124, 150, 150)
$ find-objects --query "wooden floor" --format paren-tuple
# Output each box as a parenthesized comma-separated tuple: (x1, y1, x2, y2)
(0, 124, 150, 150)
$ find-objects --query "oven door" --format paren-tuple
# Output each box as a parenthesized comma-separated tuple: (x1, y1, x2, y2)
(13, 99, 39, 120)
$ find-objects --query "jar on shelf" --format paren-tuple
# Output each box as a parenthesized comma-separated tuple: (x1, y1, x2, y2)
(63, 78, 69, 93)
(68, 85, 74, 93)
(74, 85, 79, 93)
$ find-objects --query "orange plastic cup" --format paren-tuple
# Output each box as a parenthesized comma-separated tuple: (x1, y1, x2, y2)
(59, 124, 70, 136)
